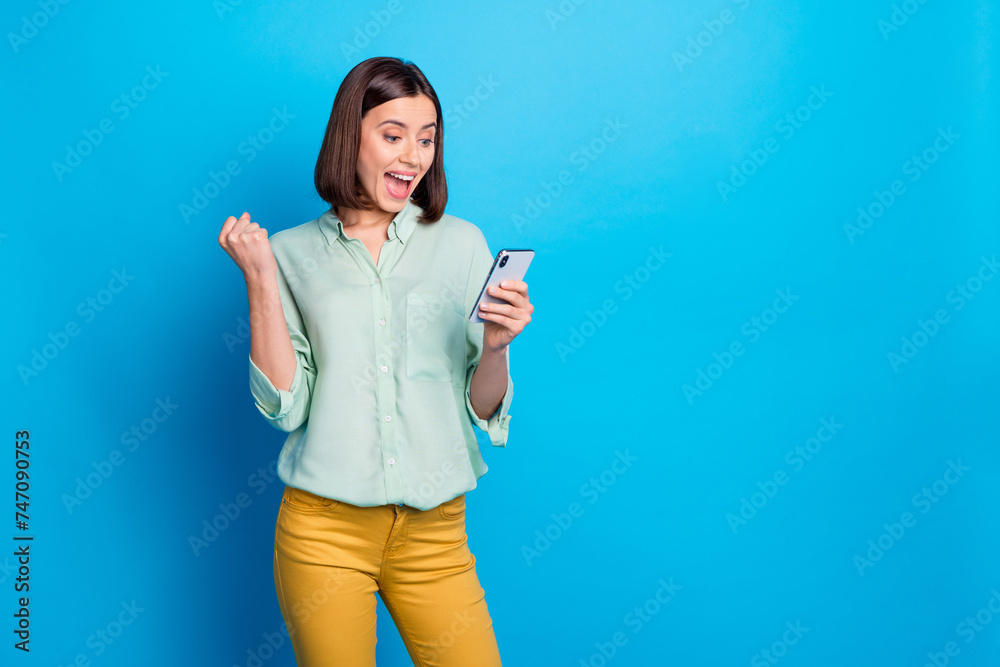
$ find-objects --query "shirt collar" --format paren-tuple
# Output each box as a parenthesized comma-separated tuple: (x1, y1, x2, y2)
(317, 199, 421, 246)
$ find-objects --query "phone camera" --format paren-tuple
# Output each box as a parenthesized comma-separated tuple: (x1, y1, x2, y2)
(499, 255, 509, 268)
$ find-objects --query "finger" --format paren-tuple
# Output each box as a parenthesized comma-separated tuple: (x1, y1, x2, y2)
(239, 226, 268, 246)
(231, 212, 254, 234)
(228, 218, 257, 242)
(486, 284, 528, 308)
(478, 309, 526, 336)
(219, 214, 242, 243)
(499, 279, 528, 295)
(478, 309, 509, 326)
(479, 300, 528, 322)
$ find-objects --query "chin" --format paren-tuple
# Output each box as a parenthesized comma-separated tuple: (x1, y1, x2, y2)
(389, 190, 411, 206)
(378, 197, 408, 213)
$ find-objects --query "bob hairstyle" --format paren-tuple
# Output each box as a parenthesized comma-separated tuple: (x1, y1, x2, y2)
(314, 57, 447, 223)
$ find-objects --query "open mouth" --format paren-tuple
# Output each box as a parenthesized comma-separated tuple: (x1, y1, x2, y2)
(384, 171, 415, 200)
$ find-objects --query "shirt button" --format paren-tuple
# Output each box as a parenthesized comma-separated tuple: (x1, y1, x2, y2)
(388, 458, 395, 465)
(385, 415, 392, 422)
(374, 277, 381, 283)
(378, 318, 386, 326)
(380, 365, 388, 373)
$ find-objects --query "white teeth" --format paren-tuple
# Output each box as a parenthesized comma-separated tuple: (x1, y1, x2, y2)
(388, 172, 414, 181)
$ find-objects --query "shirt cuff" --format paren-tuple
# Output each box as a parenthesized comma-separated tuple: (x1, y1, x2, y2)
(465, 368, 514, 448)
(248, 353, 303, 421)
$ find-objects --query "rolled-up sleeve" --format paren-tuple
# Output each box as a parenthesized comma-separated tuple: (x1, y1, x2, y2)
(463, 229, 514, 447)
(464, 353, 513, 447)
(247, 259, 317, 432)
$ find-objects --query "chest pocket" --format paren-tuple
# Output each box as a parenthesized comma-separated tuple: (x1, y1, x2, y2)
(406, 292, 467, 387)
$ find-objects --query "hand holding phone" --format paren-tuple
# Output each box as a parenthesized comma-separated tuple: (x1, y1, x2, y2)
(469, 249, 535, 323)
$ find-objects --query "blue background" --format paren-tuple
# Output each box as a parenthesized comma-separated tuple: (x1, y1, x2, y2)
(4, 0, 998, 665)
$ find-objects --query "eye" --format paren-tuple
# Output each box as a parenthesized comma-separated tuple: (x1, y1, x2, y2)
(384, 134, 400, 143)
(420, 139, 434, 147)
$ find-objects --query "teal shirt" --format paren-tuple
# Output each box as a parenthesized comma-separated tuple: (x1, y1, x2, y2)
(247, 199, 513, 511)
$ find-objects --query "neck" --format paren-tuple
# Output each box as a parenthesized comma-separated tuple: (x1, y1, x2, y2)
(334, 197, 412, 230)
(337, 204, 396, 230)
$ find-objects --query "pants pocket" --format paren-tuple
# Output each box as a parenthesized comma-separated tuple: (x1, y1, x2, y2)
(282, 485, 340, 512)
(438, 493, 466, 520)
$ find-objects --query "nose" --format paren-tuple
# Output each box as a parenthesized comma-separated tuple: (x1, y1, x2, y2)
(400, 139, 419, 167)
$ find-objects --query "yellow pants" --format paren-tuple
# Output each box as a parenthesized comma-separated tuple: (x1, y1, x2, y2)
(273, 485, 503, 666)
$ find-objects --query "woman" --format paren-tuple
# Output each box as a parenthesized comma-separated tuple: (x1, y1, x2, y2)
(218, 56, 532, 666)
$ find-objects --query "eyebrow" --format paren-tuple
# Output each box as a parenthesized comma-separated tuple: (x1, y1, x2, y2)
(375, 119, 437, 131)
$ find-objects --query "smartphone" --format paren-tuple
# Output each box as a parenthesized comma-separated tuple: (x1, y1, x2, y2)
(469, 248, 535, 323)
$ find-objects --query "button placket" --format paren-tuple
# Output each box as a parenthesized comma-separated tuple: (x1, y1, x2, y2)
(370, 262, 403, 503)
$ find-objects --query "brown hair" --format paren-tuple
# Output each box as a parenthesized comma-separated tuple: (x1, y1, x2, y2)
(314, 57, 447, 223)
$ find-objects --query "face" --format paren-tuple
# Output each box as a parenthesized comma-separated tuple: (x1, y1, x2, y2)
(355, 94, 438, 216)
